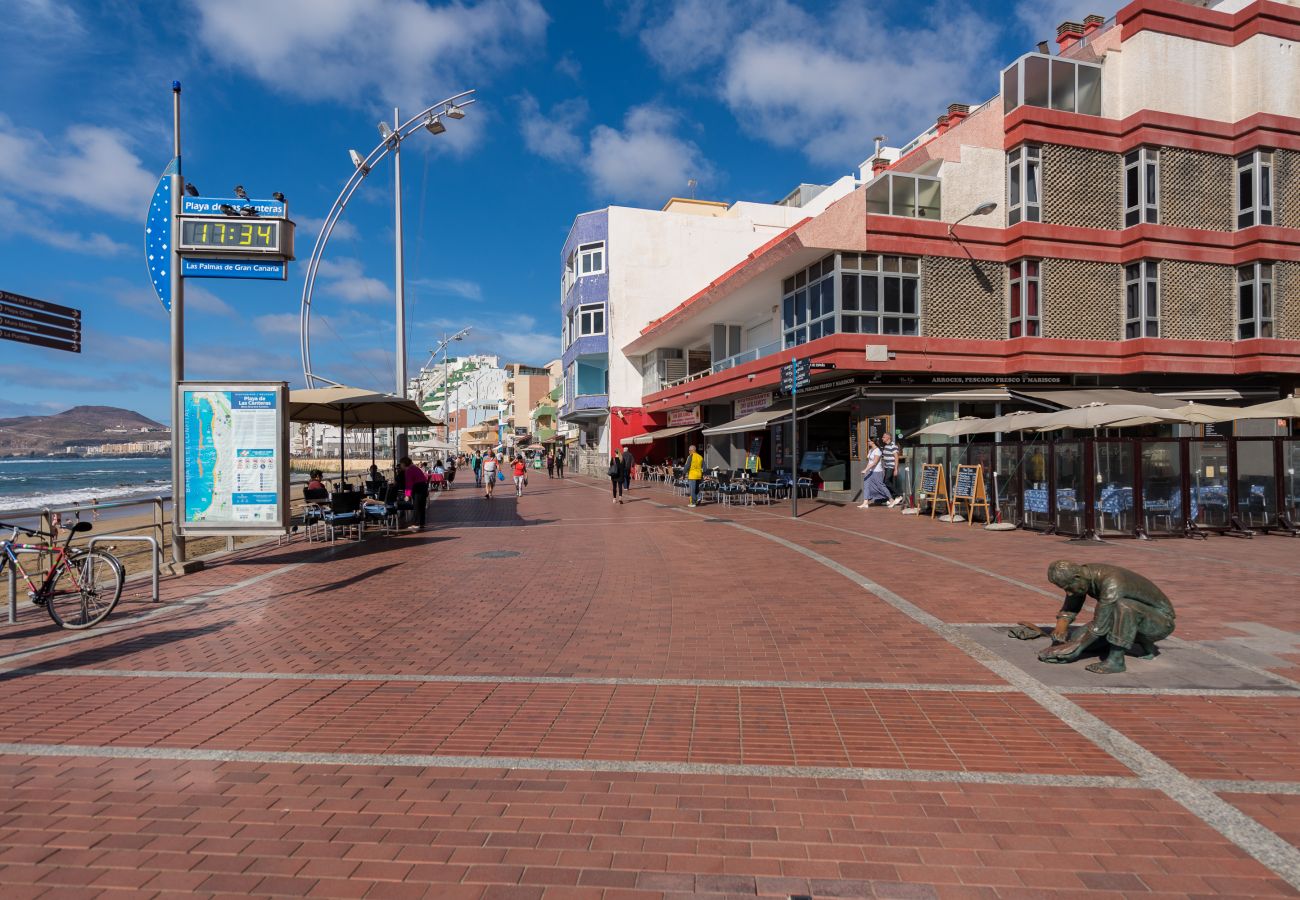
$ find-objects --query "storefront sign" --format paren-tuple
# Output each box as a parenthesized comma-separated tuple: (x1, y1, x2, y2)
(863, 373, 1067, 386)
(735, 393, 773, 417)
(667, 405, 701, 427)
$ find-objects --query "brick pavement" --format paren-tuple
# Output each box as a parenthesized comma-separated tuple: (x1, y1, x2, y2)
(0, 475, 1297, 898)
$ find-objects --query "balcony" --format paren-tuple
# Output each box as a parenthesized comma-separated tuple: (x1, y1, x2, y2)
(865, 172, 941, 220)
(1002, 53, 1101, 117)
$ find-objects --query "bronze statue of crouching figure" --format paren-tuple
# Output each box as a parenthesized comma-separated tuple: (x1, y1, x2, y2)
(1025, 561, 1176, 674)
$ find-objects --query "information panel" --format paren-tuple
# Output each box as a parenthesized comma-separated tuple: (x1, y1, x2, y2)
(177, 381, 289, 535)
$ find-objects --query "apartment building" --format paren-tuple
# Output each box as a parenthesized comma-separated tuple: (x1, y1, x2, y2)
(617, 0, 1300, 491)
(558, 183, 862, 460)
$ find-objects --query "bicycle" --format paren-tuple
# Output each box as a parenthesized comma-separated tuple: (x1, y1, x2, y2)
(0, 519, 124, 629)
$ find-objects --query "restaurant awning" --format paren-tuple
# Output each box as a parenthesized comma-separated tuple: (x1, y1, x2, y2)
(702, 407, 790, 436)
(619, 424, 701, 446)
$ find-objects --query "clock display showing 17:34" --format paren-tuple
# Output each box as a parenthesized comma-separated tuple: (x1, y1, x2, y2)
(181, 219, 279, 250)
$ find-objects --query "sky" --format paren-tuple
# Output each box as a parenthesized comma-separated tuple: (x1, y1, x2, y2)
(0, 0, 1117, 424)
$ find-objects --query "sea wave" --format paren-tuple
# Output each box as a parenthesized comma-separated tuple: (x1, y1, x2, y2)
(0, 482, 171, 514)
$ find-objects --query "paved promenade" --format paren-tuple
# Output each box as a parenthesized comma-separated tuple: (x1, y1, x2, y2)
(1, 475, 1298, 898)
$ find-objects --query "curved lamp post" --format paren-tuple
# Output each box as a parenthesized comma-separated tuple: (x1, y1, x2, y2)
(299, 90, 476, 389)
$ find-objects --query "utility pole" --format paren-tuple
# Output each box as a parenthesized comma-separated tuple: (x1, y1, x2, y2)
(169, 81, 186, 565)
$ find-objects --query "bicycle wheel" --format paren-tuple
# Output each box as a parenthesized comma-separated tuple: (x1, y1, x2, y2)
(46, 549, 124, 629)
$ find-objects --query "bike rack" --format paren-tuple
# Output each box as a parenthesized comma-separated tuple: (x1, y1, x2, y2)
(88, 535, 160, 605)
(6, 546, 47, 625)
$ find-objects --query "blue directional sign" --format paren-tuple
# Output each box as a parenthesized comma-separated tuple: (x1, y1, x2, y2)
(181, 257, 287, 280)
(182, 196, 286, 217)
(144, 158, 177, 311)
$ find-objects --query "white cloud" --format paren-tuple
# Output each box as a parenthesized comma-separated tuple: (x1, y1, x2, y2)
(0, 116, 156, 219)
(185, 285, 238, 317)
(554, 54, 582, 81)
(295, 215, 359, 242)
(587, 105, 714, 205)
(193, 0, 548, 109)
(518, 94, 588, 164)
(629, 0, 999, 167)
(317, 257, 390, 303)
(419, 312, 558, 365)
(413, 277, 484, 302)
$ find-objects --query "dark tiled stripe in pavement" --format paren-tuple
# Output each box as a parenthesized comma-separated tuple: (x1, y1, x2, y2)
(0, 754, 1292, 898)
(648, 494, 1300, 890)
(0, 677, 1127, 775)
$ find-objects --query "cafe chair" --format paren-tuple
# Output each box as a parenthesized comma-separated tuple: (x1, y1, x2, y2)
(322, 492, 364, 542)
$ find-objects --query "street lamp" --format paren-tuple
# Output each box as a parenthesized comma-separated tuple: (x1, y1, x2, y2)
(421, 326, 471, 446)
(948, 200, 999, 236)
(297, 90, 477, 437)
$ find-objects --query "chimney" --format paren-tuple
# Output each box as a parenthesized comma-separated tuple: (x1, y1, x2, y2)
(871, 156, 890, 176)
(935, 114, 950, 135)
(946, 103, 970, 128)
(1057, 21, 1085, 52)
(1083, 13, 1105, 37)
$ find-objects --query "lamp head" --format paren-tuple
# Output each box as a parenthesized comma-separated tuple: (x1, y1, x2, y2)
(377, 121, 394, 140)
(424, 116, 446, 135)
(445, 104, 465, 119)
(973, 200, 998, 216)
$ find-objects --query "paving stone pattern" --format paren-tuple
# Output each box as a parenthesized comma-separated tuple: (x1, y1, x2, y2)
(0, 476, 1297, 898)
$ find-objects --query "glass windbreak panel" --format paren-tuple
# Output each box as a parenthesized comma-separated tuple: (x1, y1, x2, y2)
(1023, 444, 1052, 530)
(1076, 64, 1102, 115)
(1095, 441, 1135, 535)
(892, 176, 917, 217)
(996, 443, 1022, 525)
(1053, 441, 1084, 535)
(1050, 59, 1076, 112)
(1287, 438, 1300, 526)
(1024, 55, 1050, 108)
(917, 178, 941, 219)
(1003, 64, 1019, 110)
(1140, 441, 1181, 534)
(1190, 439, 1230, 528)
(966, 444, 995, 523)
(1235, 439, 1276, 527)
(866, 178, 890, 216)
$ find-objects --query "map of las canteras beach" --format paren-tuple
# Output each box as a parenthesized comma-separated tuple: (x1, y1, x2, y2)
(181, 386, 284, 529)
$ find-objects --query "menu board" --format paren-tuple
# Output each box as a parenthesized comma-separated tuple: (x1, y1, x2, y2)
(920, 464, 940, 495)
(178, 382, 289, 534)
(954, 465, 979, 499)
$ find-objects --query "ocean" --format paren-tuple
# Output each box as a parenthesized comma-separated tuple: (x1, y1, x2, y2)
(0, 457, 172, 514)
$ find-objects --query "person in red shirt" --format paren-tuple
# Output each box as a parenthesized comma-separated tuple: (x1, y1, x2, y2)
(511, 456, 527, 498)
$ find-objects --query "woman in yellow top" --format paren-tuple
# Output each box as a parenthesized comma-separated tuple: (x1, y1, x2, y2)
(686, 444, 705, 507)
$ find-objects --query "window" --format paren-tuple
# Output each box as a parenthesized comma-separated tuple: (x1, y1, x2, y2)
(840, 254, 920, 336)
(1124, 261, 1159, 338)
(1001, 53, 1102, 116)
(1237, 262, 1274, 339)
(578, 303, 605, 337)
(1237, 151, 1273, 229)
(561, 252, 576, 295)
(1007, 146, 1041, 225)
(865, 173, 941, 219)
(1124, 148, 1159, 227)
(781, 255, 838, 348)
(578, 241, 605, 276)
(1008, 260, 1041, 337)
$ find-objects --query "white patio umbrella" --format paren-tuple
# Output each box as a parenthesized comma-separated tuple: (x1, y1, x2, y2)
(1105, 401, 1243, 428)
(960, 410, 1059, 435)
(910, 416, 984, 438)
(1218, 394, 1300, 420)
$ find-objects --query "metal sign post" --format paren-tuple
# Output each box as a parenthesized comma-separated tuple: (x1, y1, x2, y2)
(169, 81, 186, 567)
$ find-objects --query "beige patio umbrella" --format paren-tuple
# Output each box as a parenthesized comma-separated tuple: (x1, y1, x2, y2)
(1105, 401, 1243, 428)
(910, 416, 984, 438)
(1218, 394, 1300, 420)
(960, 409, 1059, 435)
(1031, 402, 1191, 433)
(289, 385, 439, 480)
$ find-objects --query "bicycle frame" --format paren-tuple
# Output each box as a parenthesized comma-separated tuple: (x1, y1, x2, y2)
(1, 529, 83, 601)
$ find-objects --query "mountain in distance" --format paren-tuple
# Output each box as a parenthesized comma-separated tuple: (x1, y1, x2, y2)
(0, 405, 169, 457)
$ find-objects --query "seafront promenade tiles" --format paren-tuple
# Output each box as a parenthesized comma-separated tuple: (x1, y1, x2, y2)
(1, 475, 1299, 896)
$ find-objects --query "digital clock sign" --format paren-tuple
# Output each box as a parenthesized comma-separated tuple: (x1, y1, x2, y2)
(178, 217, 292, 256)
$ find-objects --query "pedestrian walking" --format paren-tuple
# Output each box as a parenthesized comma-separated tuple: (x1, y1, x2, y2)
(556, 445, 566, 478)
(481, 452, 498, 499)
(608, 453, 624, 503)
(512, 455, 528, 497)
(685, 444, 704, 507)
(472, 453, 482, 488)
(620, 446, 635, 495)
(879, 432, 899, 502)
(400, 456, 429, 530)
(858, 440, 898, 508)
(546, 449, 555, 479)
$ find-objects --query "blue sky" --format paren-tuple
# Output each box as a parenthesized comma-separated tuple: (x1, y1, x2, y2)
(0, 0, 1109, 424)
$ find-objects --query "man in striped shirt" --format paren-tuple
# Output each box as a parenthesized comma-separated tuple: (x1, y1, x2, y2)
(880, 432, 903, 508)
